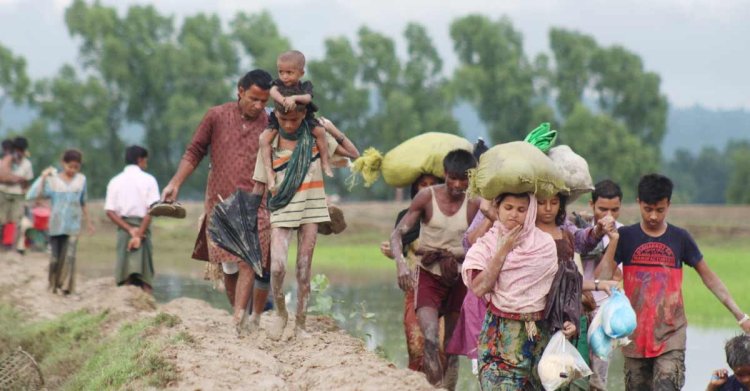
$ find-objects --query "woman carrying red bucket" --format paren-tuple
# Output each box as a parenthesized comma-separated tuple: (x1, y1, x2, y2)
(26, 150, 94, 294)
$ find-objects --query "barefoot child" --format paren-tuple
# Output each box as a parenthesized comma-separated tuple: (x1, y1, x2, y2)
(260, 50, 332, 193)
(27, 149, 94, 294)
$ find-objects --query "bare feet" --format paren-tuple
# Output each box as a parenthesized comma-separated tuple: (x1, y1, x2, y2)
(294, 314, 309, 338)
(237, 312, 261, 337)
(267, 311, 288, 341)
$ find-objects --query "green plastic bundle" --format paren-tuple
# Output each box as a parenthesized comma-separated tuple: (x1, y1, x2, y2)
(524, 122, 558, 153)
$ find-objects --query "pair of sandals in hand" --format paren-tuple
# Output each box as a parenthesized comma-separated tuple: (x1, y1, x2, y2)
(147, 200, 347, 235)
(148, 200, 186, 219)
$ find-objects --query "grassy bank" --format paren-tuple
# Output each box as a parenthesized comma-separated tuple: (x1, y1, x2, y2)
(0, 305, 186, 390)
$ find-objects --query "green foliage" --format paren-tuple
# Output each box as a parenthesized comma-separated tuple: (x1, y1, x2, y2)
(308, 273, 376, 341)
(725, 141, 750, 204)
(0, 43, 31, 130)
(664, 147, 730, 204)
(0, 306, 184, 390)
(450, 15, 535, 143)
(231, 11, 291, 71)
(561, 104, 658, 199)
(8, 3, 698, 202)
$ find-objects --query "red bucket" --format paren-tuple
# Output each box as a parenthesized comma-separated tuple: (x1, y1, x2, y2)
(2, 223, 15, 246)
(32, 207, 50, 231)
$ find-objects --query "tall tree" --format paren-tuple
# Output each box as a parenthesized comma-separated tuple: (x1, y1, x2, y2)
(450, 15, 535, 143)
(0, 43, 31, 129)
(25, 65, 123, 196)
(725, 141, 750, 204)
(562, 104, 658, 198)
(231, 11, 291, 72)
(63, 0, 239, 188)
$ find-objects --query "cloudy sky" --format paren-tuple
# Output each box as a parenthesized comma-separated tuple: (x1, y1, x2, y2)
(1, 0, 749, 110)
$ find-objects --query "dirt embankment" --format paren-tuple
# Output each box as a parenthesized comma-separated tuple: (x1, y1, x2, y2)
(0, 252, 434, 390)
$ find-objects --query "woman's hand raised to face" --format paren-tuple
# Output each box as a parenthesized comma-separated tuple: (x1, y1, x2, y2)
(497, 224, 523, 254)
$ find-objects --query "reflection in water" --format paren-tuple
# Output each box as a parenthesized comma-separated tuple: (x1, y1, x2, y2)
(152, 274, 734, 391)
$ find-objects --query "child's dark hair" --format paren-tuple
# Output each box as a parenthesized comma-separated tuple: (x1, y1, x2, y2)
(409, 174, 443, 199)
(443, 149, 477, 177)
(1, 139, 13, 151)
(493, 192, 530, 205)
(473, 138, 489, 161)
(12, 137, 28, 152)
(638, 173, 673, 204)
(555, 193, 569, 226)
(125, 145, 148, 165)
(62, 149, 83, 163)
(725, 335, 750, 369)
(592, 179, 623, 203)
(238, 69, 273, 91)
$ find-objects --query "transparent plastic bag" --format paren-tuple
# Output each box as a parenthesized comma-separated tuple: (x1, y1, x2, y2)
(601, 288, 636, 338)
(538, 331, 593, 390)
(587, 289, 634, 360)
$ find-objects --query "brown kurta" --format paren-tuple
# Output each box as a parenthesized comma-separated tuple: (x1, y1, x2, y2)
(184, 102, 270, 268)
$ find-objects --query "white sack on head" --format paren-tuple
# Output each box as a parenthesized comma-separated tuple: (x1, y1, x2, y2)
(548, 145, 594, 202)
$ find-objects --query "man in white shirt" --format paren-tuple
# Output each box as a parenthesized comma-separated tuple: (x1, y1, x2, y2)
(105, 145, 160, 293)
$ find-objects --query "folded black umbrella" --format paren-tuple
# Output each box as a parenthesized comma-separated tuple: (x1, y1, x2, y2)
(207, 190, 264, 276)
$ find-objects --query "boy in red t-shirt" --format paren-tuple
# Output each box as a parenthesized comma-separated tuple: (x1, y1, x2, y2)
(596, 174, 750, 390)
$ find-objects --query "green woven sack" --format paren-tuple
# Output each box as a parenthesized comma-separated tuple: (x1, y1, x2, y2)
(352, 132, 472, 188)
(469, 141, 568, 200)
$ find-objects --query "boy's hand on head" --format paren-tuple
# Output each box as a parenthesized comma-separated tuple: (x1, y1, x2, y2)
(708, 369, 729, 390)
(283, 97, 296, 111)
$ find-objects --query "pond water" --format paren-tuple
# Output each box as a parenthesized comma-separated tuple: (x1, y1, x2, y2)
(148, 273, 736, 391)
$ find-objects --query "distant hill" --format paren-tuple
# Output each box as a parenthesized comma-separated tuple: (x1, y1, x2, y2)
(663, 106, 750, 157)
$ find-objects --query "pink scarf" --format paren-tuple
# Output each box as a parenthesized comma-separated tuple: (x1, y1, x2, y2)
(462, 193, 558, 313)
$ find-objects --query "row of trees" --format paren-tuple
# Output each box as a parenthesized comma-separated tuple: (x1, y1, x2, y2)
(0, 0, 746, 202)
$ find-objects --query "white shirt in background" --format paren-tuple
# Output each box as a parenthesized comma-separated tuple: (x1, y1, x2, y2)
(104, 165, 160, 218)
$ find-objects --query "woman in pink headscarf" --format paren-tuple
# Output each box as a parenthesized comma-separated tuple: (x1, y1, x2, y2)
(462, 192, 576, 390)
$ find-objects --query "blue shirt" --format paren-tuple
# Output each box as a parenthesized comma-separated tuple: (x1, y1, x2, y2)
(27, 172, 87, 236)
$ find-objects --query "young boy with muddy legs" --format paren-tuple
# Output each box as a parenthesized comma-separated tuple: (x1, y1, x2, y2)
(390, 150, 480, 389)
(252, 92, 358, 340)
(596, 174, 750, 391)
(707, 335, 750, 391)
(260, 50, 331, 193)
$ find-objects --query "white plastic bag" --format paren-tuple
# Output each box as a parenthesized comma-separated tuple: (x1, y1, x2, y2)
(538, 331, 593, 391)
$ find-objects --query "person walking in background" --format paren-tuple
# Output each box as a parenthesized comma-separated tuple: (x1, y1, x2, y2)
(105, 145, 160, 293)
(0, 137, 34, 254)
(26, 149, 93, 294)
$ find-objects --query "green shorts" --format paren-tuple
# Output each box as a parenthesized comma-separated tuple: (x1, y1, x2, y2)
(0, 193, 25, 225)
